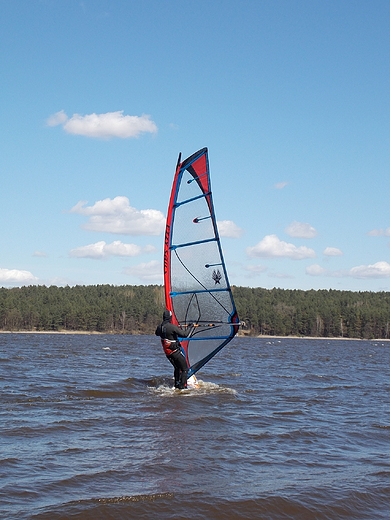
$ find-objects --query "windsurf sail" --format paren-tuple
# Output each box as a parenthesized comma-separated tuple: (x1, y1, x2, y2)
(164, 147, 240, 377)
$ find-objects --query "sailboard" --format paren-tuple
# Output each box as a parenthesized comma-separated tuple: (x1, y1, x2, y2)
(164, 147, 240, 378)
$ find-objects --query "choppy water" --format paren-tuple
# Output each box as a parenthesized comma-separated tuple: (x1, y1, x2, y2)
(0, 333, 389, 519)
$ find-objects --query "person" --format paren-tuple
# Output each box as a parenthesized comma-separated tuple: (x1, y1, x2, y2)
(155, 309, 193, 389)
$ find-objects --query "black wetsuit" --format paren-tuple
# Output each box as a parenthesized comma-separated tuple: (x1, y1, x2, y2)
(155, 317, 192, 389)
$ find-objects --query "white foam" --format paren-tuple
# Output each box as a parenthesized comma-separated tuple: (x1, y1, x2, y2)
(152, 379, 237, 397)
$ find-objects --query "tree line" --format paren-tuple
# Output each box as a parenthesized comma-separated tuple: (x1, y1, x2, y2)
(234, 286, 390, 339)
(1, 284, 390, 339)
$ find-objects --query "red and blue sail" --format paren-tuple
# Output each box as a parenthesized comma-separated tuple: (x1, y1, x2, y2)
(164, 148, 240, 377)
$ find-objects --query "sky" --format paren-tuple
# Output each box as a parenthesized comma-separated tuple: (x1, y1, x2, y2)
(1, 0, 390, 292)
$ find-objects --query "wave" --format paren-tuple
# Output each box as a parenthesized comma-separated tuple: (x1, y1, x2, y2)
(29, 488, 390, 520)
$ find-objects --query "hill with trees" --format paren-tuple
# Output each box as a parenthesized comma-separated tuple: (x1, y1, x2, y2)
(1, 285, 390, 339)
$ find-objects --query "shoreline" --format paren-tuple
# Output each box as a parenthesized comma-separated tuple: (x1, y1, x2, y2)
(256, 335, 390, 341)
(0, 330, 104, 335)
(0, 330, 389, 341)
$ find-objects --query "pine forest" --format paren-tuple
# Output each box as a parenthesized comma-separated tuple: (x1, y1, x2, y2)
(1, 285, 390, 339)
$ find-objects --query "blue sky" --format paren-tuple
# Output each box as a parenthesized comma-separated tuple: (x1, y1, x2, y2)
(1, 0, 390, 291)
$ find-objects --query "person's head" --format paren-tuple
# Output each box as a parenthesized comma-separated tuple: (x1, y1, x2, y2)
(163, 309, 172, 322)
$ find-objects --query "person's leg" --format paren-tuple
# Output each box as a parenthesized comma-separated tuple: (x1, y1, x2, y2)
(175, 351, 188, 389)
(179, 366, 188, 389)
(167, 354, 181, 387)
(174, 365, 181, 388)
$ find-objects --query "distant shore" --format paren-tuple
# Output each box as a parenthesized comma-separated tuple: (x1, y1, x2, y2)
(0, 330, 104, 335)
(0, 330, 389, 341)
(256, 335, 390, 341)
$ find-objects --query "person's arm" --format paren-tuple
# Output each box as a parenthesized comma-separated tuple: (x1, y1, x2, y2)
(172, 323, 193, 338)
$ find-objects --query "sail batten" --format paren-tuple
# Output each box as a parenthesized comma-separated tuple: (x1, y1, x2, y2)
(171, 237, 217, 250)
(174, 192, 211, 207)
(187, 337, 233, 343)
(171, 287, 229, 296)
(164, 147, 239, 377)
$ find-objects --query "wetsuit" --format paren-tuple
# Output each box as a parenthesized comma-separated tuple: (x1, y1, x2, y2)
(155, 311, 193, 389)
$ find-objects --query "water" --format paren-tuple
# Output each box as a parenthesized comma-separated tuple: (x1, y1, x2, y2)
(1, 333, 389, 519)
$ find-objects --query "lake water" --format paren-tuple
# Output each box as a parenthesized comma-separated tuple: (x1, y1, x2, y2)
(0, 333, 389, 519)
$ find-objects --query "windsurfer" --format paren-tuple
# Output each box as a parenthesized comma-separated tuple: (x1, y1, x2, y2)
(155, 309, 193, 389)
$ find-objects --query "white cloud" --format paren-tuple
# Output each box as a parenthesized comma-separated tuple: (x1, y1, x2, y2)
(33, 251, 48, 258)
(247, 234, 316, 260)
(306, 264, 327, 276)
(323, 247, 343, 256)
(285, 221, 317, 239)
(46, 276, 77, 287)
(47, 110, 157, 139)
(0, 268, 38, 283)
(217, 220, 244, 238)
(306, 261, 390, 279)
(275, 181, 288, 189)
(46, 110, 68, 126)
(70, 196, 165, 236)
(123, 260, 162, 282)
(70, 240, 156, 259)
(367, 228, 390, 236)
(349, 261, 390, 279)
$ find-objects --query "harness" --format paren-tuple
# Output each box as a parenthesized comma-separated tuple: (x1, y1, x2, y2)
(161, 338, 180, 356)
(156, 324, 180, 356)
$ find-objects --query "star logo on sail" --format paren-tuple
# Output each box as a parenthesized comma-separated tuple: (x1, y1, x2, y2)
(212, 269, 222, 284)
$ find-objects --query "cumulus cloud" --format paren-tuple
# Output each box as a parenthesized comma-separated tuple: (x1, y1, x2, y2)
(217, 220, 244, 238)
(285, 221, 317, 239)
(306, 264, 327, 276)
(47, 110, 157, 139)
(349, 261, 390, 279)
(323, 247, 343, 256)
(70, 196, 165, 236)
(0, 268, 38, 283)
(70, 240, 156, 259)
(247, 234, 316, 260)
(123, 260, 162, 282)
(367, 228, 390, 236)
(306, 261, 390, 279)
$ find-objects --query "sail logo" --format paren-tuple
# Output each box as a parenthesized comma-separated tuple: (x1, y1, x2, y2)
(212, 269, 222, 284)
(164, 224, 170, 275)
